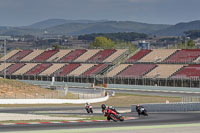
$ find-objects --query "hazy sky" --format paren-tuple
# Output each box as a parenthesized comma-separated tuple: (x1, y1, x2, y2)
(0, 0, 199, 26)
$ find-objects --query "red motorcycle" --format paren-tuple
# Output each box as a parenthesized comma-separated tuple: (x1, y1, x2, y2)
(103, 108, 124, 122)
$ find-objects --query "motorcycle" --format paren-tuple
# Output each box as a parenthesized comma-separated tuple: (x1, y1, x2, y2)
(85, 105, 93, 113)
(104, 108, 124, 122)
(139, 107, 148, 116)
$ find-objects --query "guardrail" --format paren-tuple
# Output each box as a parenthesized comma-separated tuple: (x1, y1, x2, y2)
(131, 103, 200, 112)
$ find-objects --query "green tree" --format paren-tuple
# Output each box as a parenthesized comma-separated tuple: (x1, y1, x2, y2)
(90, 36, 114, 49)
(52, 44, 60, 50)
(186, 40, 195, 48)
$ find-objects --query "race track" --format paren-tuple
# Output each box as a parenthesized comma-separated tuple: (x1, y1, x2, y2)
(0, 107, 200, 132)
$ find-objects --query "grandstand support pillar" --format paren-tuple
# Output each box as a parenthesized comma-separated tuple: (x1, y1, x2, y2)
(128, 77, 129, 85)
(199, 80, 200, 88)
(181, 79, 183, 87)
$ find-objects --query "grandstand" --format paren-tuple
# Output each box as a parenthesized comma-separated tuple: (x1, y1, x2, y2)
(164, 49, 200, 63)
(1, 48, 200, 87)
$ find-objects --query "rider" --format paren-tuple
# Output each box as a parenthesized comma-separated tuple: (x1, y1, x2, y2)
(135, 104, 144, 116)
(101, 104, 119, 114)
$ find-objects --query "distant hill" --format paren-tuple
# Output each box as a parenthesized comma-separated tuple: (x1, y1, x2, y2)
(154, 20, 200, 36)
(28, 19, 108, 29)
(3, 19, 200, 37)
(45, 21, 170, 35)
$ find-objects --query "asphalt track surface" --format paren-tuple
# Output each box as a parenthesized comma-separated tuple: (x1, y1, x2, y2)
(0, 107, 200, 132)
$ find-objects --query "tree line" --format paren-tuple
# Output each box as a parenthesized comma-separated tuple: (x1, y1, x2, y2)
(78, 32, 148, 42)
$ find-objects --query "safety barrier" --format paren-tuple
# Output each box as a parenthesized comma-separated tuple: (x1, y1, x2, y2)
(131, 102, 200, 112)
(0, 95, 109, 104)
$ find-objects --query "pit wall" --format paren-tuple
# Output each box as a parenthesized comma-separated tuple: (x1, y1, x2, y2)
(131, 103, 200, 112)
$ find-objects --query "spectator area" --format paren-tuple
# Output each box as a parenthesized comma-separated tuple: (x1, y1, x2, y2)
(144, 64, 184, 78)
(13, 63, 38, 75)
(7, 50, 33, 62)
(39, 63, 65, 76)
(0, 50, 19, 61)
(25, 63, 52, 75)
(87, 49, 116, 63)
(164, 49, 200, 63)
(0, 63, 13, 72)
(3, 63, 25, 75)
(20, 50, 45, 62)
(59, 49, 87, 62)
(103, 49, 128, 62)
(32, 49, 58, 62)
(127, 49, 151, 63)
(117, 64, 156, 78)
(106, 64, 130, 77)
(68, 64, 95, 76)
(74, 49, 100, 62)
(171, 64, 200, 79)
(47, 50, 72, 62)
(82, 64, 108, 76)
(53, 63, 81, 76)
(138, 49, 177, 63)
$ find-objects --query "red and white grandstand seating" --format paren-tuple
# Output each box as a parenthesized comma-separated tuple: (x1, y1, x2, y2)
(47, 50, 71, 62)
(53, 63, 81, 76)
(117, 64, 156, 78)
(0, 63, 13, 72)
(87, 49, 116, 63)
(164, 49, 200, 63)
(0, 50, 19, 61)
(138, 49, 177, 63)
(7, 50, 33, 62)
(3, 63, 25, 75)
(75, 49, 100, 62)
(13, 63, 38, 75)
(106, 64, 130, 77)
(33, 49, 58, 62)
(82, 64, 108, 76)
(39, 64, 65, 76)
(127, 49, 151, 63)
(25, 63, 52, 75)
(144, 64, 184, 78)
(68, 64, 95, 76)
(59, 49, 87, 62)
(171, 64, 200, 79)
(3, 48, 200, 80)
(21, 50, 44, 62)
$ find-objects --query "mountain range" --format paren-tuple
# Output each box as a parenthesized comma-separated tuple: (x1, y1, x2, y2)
(0, 19, 200, 36)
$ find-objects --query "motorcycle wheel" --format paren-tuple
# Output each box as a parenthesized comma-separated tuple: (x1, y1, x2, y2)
(110, 114, 118, 122)
(143, 110, 148, 116)
(86, 109, 90, 113)
(90, 108, 93, 113)
(119, 116, 124, 121)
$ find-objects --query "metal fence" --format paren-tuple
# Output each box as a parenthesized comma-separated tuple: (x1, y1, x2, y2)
(5, 75, 200, 88)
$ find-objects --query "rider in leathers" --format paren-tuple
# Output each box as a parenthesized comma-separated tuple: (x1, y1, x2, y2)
(136, 104, 144, 116)
(101, 104, 119, 120)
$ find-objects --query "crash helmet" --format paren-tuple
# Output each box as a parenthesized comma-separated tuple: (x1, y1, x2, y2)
(136, 104, 140, 107)
(101, 104, 106, 110)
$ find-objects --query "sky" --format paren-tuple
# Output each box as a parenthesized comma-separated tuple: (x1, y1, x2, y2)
(0, 0, 199, 26)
